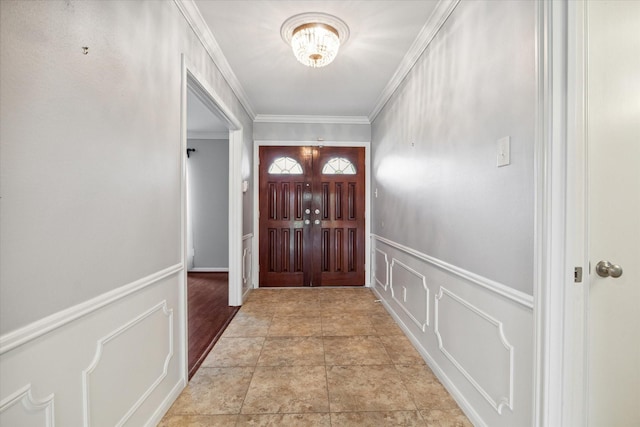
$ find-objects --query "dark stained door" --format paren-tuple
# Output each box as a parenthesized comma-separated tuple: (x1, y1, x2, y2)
(259, 146, 365, 287)
(311, 147, 365, 286)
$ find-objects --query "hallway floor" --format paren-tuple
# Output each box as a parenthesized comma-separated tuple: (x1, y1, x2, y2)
(161, 288, 471, 426)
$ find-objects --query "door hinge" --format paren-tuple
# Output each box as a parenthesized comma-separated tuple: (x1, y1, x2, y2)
(574, 267, 583, 283)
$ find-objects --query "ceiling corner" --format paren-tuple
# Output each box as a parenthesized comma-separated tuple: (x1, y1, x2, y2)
(368, 0, 461, 123)
(173, 0, 257, 120)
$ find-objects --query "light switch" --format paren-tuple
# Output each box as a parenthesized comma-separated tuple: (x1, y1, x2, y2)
(497, 136, 510, 167)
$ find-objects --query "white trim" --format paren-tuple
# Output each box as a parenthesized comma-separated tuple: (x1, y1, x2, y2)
(173, 0, 256, 119)
(188, 268, 229, 273)
(564, 1, 588, 425)
(179, 53, 190, 387)
(254, 115, 370, 125)
(435, 287, 515, 415)
(374, 248, 389, 291)
(532, 1, 570, 426)
(253, 140, 371, 288)
(368, 0, 460, 121)
(187, 131, 229, 140)
(242, 233, 253, 241)
(82, 301, 174, 427)
(144, 378, 186, 427)
(228, 128, 244, 306)
(0, 384, 55, 426)
(372, 235, 534, 308)
(0, 263, 183, 355)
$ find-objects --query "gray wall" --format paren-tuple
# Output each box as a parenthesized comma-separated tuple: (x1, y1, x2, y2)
(187, 139, 229, 269)
(371, 0, 535, 294)
(0, 0, 254, 334)
(254, 122, 371, 142)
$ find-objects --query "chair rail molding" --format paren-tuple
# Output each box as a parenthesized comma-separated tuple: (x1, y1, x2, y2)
(372, 235, 533, 308)
(0, 263, 183, 355)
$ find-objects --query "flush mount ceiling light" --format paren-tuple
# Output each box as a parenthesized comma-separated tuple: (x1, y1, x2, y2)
(281, 12, 349, 68)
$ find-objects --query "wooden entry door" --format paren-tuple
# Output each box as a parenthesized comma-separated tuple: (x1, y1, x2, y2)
(259, 146, 365, 287)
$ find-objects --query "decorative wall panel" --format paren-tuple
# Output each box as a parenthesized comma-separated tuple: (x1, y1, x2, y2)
(435, 288, 514, 414)
(371, 235, 533, 427)
(390, 259, 429, 332)
(0, 385, 54, 427)
(82, 302, 173, 426)
(374, 249, 389, 291)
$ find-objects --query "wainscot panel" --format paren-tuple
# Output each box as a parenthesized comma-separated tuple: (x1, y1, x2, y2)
(242, 233, 254, 298)
(0, 267, 186, 427)
(371, 235, 534, 427)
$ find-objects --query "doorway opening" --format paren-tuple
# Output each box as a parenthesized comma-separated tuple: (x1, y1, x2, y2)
(182, 62, 244, 378)
(257, 145, 366, 287)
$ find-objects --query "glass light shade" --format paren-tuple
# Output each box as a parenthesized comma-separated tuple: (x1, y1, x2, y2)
(290, 23, 340, 68)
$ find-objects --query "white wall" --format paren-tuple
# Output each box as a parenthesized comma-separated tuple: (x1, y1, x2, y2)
(0, 0, 252, 425)
(370, 1, 535, 426)
(253, 121, 371, 143)
(187, 139, 229, 270)
(372, 0, 535, 295)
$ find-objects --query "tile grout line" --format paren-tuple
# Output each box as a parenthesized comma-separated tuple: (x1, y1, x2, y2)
(234, 307, 272, 423)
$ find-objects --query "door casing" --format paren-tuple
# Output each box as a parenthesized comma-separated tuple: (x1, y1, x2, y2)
(253, 140, 371, 288)
(181, 55, 244, 380)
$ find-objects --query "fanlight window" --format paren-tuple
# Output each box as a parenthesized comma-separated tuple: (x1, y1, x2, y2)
(322, 157, 356, 174)
(268, 156, 303, 174)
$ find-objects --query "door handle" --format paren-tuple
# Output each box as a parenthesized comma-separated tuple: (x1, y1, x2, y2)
(595, 260, 623, 278)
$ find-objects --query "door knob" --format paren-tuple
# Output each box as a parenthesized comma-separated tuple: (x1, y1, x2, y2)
(595, 260, 623, 278)
(314, 219, 320, 225)
(304, 219, 310, 225)
(314, 209, 320, 215)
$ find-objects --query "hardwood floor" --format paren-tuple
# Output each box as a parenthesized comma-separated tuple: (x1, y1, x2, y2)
(188, 272, 239, 379)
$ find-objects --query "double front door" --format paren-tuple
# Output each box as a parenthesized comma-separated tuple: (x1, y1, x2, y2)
(259, 146, 365, 287)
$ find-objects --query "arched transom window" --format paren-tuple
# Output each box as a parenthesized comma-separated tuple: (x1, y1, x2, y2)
(268, 156, 303, 174)
(322, 157, 356, 174)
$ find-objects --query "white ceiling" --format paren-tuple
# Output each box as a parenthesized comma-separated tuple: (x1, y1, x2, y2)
(192, 0, 441, 120)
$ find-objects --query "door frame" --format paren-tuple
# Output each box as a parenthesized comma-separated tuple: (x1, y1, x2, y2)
(534, 1, 590, 426)
(180, 55, 244, 377)
(253, 140, 371, 288)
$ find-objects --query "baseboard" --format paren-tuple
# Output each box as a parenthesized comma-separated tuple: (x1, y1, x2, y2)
(370, 238, 534, 426)
(188, 268, 229, 272)
(372, 287, 485, 427)
(144, 378, 186, 427)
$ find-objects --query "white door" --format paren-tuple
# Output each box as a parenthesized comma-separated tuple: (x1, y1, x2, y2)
(587, 1, 640, 426)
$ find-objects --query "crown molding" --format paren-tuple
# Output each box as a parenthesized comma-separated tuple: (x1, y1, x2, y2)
(173, 0, 256, 119)
(187, 131, 229, 140)
(254, 114, 370, 125)
(368, 0, 460, 122)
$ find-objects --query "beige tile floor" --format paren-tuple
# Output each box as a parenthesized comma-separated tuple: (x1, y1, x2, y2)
(161, 288, 472, 427)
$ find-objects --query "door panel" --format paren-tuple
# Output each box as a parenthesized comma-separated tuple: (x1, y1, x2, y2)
(312, 147, 365, 286)
(587, 2, 640, 425)
(259, 146, 365, 287)
(259, 146, 311, 287)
